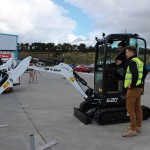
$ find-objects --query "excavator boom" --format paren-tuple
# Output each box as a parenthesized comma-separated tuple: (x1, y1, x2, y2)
(0, 56, 32, 94)
(0, 58, 13, 71)
(0, 56, 88, 99)
(29, 64, 88, 98)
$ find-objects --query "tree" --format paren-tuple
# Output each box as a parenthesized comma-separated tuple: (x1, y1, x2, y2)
(62, 43, 73, 51)
(72, 45, 78, 51)
(46, 43, 55, 51)
(78, 43, 86, 52)
(18, 42, 95, 52)
(24, 43, 29, 50)
(56, 44, 62, 51)
(19, 43, 25, 51)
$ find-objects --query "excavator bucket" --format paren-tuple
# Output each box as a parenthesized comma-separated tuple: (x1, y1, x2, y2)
(74, 101, 97, 125)
(74, 107, 92, 125)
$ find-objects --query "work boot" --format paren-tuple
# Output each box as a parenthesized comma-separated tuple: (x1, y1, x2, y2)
(122, 129, 137, 137)
(136, 127, 142, 133)
(128, 127, 142, 133)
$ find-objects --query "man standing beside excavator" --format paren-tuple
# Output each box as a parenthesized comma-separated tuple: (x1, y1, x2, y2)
(122, 46, 148, 137)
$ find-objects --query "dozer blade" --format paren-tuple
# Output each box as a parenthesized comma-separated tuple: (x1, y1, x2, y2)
(74, 107, 92, 125)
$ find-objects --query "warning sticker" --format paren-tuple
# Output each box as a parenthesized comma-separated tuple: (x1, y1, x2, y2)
(2, 82, 10, 89)
(69, 76, 75, 82)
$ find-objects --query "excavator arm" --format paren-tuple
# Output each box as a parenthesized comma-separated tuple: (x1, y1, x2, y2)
(0, 56, 32, 94)
(28, 63, 88, 98)
(0, 58, 20, 92)
(0, 56, 90, 99)
(0, 57, 17, 72)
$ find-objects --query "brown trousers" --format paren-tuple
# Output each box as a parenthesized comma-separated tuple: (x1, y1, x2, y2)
(126, 88, 143, 131)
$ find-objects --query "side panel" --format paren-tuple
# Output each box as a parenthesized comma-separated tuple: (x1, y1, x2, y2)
(0, 33, 18, 59)
(0, 34, 17, 50)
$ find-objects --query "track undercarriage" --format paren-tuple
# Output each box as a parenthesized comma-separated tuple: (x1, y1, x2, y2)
(74, 101, 150, 125)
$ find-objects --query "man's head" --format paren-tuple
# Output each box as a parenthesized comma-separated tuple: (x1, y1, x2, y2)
(126, 46, 137, 59)
(118, 41, 126, 53)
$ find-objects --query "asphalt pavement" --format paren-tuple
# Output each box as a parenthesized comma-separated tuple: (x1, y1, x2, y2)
(0, 72, 150, 150)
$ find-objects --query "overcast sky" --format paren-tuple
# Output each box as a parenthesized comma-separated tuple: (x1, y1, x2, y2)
(0, 0, 150, 46)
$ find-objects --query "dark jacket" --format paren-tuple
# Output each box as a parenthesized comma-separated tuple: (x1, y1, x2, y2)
(0, 58, 3, 65)
(116, 51, 126, 68)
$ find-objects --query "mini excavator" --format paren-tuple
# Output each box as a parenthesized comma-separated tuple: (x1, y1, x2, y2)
(74, 33, 150, 125)
(0, 33, 150, 125)
(0, 58, 20, 93)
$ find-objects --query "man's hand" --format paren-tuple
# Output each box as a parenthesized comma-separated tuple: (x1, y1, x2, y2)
(128, 85, 131, 88)
(116, 60, 122, 65)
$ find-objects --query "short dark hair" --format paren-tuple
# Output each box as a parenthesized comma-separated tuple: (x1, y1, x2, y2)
(126, 46, 137, 54)
(118, 41, 126, 47)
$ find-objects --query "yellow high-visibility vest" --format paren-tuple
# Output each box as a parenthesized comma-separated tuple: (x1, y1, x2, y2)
(124, 58, 143, 88)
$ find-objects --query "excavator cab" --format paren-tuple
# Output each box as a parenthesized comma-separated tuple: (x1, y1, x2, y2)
(94, 33, 147, 106)
(74, 33, 150, 125)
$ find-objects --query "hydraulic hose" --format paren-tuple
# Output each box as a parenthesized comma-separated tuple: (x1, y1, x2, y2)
(73, 71, 87, 86)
